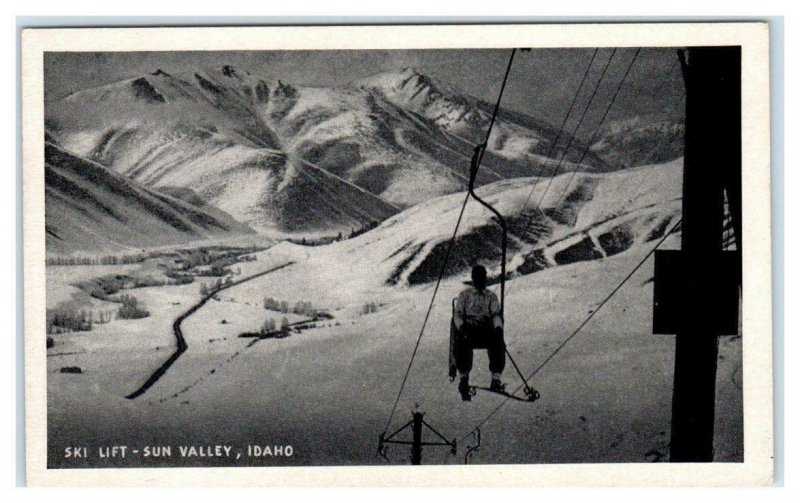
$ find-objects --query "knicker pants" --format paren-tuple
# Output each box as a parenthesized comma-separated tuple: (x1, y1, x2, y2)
(454, 324, 505, 376)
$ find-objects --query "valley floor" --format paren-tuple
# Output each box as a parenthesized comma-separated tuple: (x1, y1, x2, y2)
(46, 236, 743, 467)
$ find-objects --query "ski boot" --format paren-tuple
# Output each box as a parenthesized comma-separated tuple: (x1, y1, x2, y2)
(490, 378, 505, 393)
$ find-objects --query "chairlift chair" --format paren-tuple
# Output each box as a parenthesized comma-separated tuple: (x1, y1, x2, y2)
(447, 143, 539, 403)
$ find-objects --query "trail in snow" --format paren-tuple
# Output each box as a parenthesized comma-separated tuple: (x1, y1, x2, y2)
(126, 261, 295, 399)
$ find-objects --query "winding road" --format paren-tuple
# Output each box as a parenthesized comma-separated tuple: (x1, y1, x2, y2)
(126, 261, 295, 399)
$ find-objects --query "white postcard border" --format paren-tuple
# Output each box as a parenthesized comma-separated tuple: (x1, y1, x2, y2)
(22, 22, 772, 487)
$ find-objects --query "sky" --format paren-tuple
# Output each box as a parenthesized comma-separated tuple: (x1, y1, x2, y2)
(44, 48, 685, 126)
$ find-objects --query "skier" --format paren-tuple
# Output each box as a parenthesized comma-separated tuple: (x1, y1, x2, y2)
(452, 264, 506, 401)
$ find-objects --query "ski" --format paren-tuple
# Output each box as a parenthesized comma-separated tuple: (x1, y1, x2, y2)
(469, 385, 540, 403)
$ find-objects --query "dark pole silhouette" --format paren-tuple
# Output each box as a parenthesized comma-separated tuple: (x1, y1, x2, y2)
(411, 412, 423, 465)
(653, 46, 742, 462)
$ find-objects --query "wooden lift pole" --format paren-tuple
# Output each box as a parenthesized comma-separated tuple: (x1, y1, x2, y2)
(653, 47, 742, 462)
(411, 412, 424, 465)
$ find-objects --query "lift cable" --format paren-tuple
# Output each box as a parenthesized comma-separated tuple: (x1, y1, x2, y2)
(381, 48, 518, 436)
(457, 48, 655, 453)
(550, 48, 642, 209)
(528, 48, 618, 214)
(512, 48, 599, 225)
(504, 48, 641, 301)
(421, 48, 620, 443)
(458, 217, 682, 443)
(423, 49, 620, 451)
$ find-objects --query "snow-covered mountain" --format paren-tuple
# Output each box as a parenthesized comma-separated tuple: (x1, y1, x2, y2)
(46, 65, 618, 236)
(591, 116, 685, 168)
(353, 68, 613, 173)
(263, 158, 683, 293)
(45, 142, 254, 253)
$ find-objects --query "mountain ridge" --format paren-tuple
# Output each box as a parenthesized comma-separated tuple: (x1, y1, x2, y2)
(45, 142, 255, 253)
(46, 65, 627, 236)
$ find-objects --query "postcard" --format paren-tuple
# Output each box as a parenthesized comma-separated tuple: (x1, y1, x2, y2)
(21, 22, 772, 486)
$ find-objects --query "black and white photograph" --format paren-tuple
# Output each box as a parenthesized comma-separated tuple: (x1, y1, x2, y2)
(21, 23, 773, 485)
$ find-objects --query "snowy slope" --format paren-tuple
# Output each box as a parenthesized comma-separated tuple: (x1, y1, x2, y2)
(46, 65, 618, 235)
(591, 116, 685, 168)
(277, 157, 684, 295)
(45, 142, 254, 253)
(200, 158, 682, 339)
(46, 156, 743, 467)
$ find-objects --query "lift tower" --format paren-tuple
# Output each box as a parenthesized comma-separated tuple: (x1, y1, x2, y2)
(653, 47, 743, 462)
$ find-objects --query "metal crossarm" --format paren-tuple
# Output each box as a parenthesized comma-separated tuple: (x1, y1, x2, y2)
(382, 418, 415, 442)
(378, 412, 457, 464)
